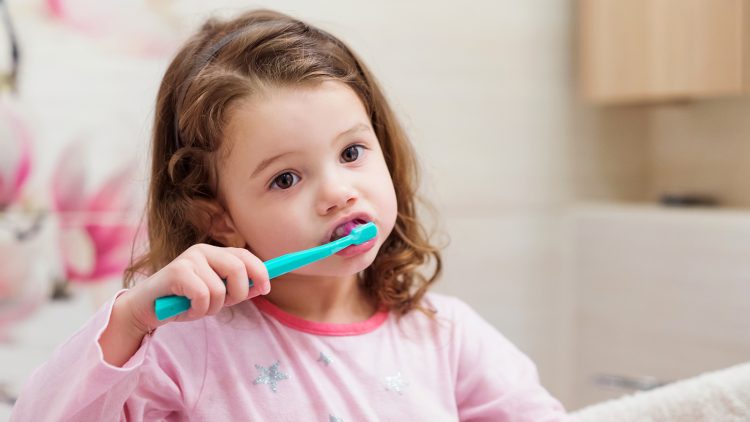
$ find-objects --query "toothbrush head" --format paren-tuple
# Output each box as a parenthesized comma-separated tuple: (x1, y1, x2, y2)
(348, 222, 377, 245)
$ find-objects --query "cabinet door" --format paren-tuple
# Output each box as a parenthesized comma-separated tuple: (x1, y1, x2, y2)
(567, 206, 750, 408)
(579, 0, 747, 103)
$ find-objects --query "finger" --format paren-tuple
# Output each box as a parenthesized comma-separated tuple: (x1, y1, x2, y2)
(217, 254, 249, 307)
(192, 260, 227, 316)
(196, 245, 253, 304)
(168, 264, 211, 320)
(225, 247, 271, 298)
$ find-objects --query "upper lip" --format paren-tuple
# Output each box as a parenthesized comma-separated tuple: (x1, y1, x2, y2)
(323, 212, 374, 244)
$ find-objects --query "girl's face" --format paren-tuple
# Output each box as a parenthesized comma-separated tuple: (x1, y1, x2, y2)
(216, 81, 397, 278)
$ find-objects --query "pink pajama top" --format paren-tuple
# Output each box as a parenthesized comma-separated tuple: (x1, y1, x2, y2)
(11, 292, 568, 421)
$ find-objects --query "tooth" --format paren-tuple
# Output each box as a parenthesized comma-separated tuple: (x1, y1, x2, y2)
(332, 226, 346, 239)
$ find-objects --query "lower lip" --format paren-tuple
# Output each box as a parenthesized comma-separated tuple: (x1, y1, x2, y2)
(335, 237, 377, 257)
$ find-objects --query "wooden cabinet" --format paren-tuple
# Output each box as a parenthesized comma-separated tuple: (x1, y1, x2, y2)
(565, 205, 750, 409)
(578, 0, 750, 104)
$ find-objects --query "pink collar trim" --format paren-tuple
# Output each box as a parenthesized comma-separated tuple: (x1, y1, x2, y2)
(252, 296, 389, 336)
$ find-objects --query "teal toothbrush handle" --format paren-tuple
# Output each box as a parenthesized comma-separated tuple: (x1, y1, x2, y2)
(153, 222, 376, 321)
(153, 295, 193, 321)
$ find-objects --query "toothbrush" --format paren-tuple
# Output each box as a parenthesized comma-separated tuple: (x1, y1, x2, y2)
(153, 222, 377, 321)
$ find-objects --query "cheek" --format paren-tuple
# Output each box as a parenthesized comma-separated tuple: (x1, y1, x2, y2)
(373, 169, 398, 230)
(239, 204, 310, 260)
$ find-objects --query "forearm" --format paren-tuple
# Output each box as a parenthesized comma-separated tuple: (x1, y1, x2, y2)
(11, 293, 151, 421)
(98, 292, 150, 367)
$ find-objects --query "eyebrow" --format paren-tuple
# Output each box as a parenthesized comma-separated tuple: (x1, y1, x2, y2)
(250, 123, 373, 179)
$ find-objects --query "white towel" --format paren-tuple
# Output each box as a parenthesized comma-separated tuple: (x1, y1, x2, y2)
(571, 362, 750, 422)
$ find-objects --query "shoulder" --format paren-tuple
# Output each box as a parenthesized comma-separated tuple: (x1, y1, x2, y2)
(420, 291, 471, 310)
(418, 292, 487, 325)
(416, 292, 516, 349)
(391, 292, 499, 344)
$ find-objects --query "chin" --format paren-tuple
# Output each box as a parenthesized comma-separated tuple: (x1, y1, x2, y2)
(338, 250, 379, 274)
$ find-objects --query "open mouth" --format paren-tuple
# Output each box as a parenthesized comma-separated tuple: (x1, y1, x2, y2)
(330, 218, 369, 242)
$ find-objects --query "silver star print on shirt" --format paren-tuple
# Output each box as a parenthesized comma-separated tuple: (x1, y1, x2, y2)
(384, 372, 409, 394)
(318, 352, 332, 366)
(253, 361, 289, 393)
(329, 415, 343, 422)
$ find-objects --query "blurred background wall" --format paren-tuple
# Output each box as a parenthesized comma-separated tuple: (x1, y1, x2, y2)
(1, 0, 749, 416)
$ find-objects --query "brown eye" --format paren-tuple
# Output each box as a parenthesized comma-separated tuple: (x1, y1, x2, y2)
(270, 172, 299, 190)
(341, 145, 364, 163)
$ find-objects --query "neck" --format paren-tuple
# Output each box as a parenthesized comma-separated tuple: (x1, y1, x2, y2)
(262, 273, 376, 323)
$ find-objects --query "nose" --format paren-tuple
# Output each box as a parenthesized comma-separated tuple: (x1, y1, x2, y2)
(315, 171, 358, 216)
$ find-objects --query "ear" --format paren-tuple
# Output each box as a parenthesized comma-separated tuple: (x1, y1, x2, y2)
(192, 199, 245, 247)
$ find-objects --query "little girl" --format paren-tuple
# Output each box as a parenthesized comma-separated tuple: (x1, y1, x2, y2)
(12, 9, 568, 421)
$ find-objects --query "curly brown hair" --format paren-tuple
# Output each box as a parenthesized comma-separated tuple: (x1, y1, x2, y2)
(125, 9, 442, 316)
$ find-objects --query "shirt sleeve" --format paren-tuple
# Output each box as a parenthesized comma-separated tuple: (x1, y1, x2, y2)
(10, 290, 202, 421)
(450, 298, 570, 422)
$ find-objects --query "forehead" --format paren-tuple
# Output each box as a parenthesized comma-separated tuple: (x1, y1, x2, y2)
(222, 81, 370, 155)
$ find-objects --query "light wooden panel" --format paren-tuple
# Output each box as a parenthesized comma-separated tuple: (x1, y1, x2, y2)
(579, 0, 747, 103)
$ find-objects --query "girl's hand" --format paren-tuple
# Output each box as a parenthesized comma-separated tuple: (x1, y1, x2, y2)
(118, 244, 271, 335)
